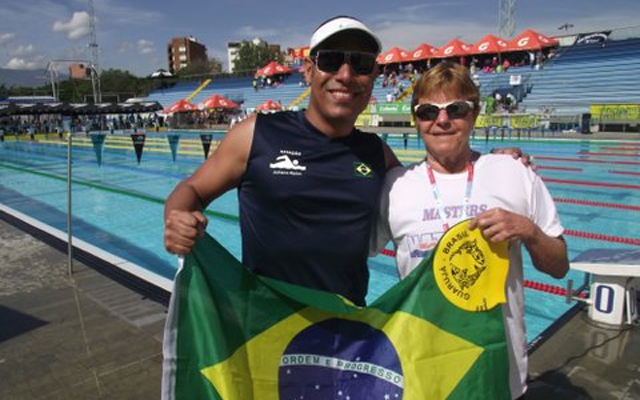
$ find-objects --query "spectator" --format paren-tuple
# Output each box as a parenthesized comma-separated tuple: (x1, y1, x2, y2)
(372, 61, 569, 399)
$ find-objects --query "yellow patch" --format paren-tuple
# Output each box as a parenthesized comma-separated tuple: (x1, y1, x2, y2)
(433, 220, 509, 312)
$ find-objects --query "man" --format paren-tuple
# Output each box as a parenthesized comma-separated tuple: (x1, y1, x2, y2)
(164, 16, 398, 306)
(164, 16, 526, 307)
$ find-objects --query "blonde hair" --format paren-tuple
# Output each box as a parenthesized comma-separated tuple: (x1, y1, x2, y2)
(411, 61, 480, 118)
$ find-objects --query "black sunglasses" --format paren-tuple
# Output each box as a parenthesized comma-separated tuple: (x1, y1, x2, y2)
(413, 101, 475, 121)
(311, 50, 377, 75)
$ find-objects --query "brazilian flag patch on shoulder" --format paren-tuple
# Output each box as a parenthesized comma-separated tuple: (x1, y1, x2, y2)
(353, 161, 373, 178)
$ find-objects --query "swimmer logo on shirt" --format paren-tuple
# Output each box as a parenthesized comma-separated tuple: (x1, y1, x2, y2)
(433, 219, 509, 312)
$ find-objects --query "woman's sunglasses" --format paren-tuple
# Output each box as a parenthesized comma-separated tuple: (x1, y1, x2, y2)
(311, 50, 377, 75)
(413, 101, 475, 121)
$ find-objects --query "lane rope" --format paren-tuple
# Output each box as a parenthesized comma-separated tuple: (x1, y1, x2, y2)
(609, 169, 640, 176)
(536, 166, 583, 172)
(577, 151, 639, 158)
(553, 198, 640, 211)
(543, 177, 640, 190)
(534, 156, 640, 166)
(563, 229, 640, 246)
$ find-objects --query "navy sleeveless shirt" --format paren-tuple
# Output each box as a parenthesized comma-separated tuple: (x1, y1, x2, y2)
(238, 111, 386, 305)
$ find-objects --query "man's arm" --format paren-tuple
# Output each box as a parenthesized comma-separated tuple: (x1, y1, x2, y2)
(469, 208, 569, 278)
(164, 115, 255, 254)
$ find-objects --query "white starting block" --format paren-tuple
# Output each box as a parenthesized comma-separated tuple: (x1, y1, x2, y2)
(570, 249, 640, 326)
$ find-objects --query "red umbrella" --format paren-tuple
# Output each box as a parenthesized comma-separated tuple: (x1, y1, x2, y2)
(255, 61, 293, 77)
(164, 99, 197, 114)
(468, 34, 510, 55)
(433, 38, 471, 58)
(507, 29, 558, 51)
(406, 43, 438, 61)
(256, 99, 283, 112)
(377, 47, 409, 64)
(198, 94, 239, 110)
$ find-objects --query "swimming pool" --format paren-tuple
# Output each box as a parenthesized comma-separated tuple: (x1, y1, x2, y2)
(1, 131, 638, 342)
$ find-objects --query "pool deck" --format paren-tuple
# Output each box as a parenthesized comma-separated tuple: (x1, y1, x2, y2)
(0, 218, 638, 399)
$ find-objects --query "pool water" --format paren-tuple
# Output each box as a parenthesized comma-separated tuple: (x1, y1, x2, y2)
(1, 131, 638, 342)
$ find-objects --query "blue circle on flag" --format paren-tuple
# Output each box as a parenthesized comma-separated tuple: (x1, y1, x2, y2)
(278, 318, 404, 400)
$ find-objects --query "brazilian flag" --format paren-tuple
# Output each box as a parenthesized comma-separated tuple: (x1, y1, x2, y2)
(162, 233, 510, 400)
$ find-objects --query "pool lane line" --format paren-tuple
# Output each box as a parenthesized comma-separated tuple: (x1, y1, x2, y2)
(534, 156, 640, 166)
(553, 198, 640, 211)
(563, 229, 640, 246)
(609, 170, 640, 176)
(577, 151, 639, 157)
(542, 177, 640, 190)
(599, 147, 640, 152)
(536, 166, 583, 172)
(0, 161, 239, 222)
(607, 142, 640, 147)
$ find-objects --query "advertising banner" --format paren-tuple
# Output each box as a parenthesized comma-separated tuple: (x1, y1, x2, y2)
(590, 104, 640, 121)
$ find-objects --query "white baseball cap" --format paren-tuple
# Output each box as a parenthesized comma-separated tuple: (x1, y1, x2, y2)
(309, 16, 382, 55)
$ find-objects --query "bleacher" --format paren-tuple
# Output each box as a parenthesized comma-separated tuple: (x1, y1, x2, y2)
(144, 33, 640, 124)
(510, 37, 640, 116)
(145, 81, 202, 109)
(147, 73, 310, 111)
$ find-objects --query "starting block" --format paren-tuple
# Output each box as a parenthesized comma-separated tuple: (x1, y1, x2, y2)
(570, 249, 640, 326)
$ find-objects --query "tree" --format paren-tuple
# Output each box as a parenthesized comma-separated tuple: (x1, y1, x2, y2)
(100, 68, 141, 95)
(233, 40, 284, 73)
(177, 58, 223, 78)
(0, 84, 10, 100)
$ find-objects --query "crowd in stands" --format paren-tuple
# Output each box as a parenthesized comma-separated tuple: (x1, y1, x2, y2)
(252, 73, 290, 91)
(374, 46, 555, 106)
(0, 113, 164, 138)
(468, 49, 554, 75)
(484, 90, 519, 114)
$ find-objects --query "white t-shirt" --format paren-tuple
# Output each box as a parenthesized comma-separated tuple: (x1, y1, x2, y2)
(372, 154, 564, 399)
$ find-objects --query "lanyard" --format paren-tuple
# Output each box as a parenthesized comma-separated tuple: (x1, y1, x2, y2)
(425, 161, 475, 231)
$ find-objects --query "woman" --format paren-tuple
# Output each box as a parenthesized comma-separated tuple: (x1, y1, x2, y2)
(372, 61, 569, 399)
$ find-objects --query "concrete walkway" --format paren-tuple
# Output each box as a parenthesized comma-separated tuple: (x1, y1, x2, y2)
(0, 219, 166, 400)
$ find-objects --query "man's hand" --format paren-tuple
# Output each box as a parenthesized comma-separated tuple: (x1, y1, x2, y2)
(164, 209, 208, 255)
(490, 147, 535, 169)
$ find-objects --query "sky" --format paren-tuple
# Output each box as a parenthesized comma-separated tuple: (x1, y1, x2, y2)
(1, 0, 639, 77)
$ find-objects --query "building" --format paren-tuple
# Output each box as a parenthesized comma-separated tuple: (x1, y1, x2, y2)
(226, 41, 242, 73)
(167, 36, 208, 74)
(226, 38, 281, 73)
(69, 63, 91, 79)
